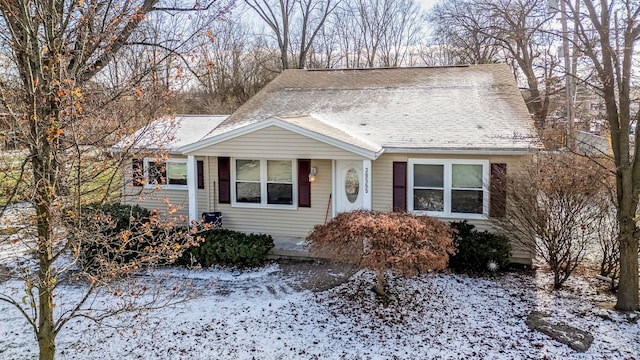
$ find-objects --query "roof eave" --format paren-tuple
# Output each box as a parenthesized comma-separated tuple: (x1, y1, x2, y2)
(383, 146, 542, 155)
(178, 117, 384, 160)
(111, 143, 181, 152)
(109, 145, 182, 158)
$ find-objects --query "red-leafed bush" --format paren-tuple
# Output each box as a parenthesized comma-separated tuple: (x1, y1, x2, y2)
(306, 210, 455, 298)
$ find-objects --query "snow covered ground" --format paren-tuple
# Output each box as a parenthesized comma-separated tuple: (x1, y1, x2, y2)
(1, 261, 639, 360)
(1, 203, 638, 359)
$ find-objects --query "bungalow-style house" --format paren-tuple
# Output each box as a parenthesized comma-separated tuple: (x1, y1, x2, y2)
(114, 64, 542, 264)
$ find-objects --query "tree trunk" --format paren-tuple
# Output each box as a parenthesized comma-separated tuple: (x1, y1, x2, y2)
(517, 56, 548, 133)
(37, 268, 56, 360)
(280, 45, 289, 70)
(28, 76, 59, 358)
(617, 226, 638, 311)
(34, 141, 57, 360)
(553, 270, 561, 290)
(616, 168, 639, 311)
(374, 269, 386, 297)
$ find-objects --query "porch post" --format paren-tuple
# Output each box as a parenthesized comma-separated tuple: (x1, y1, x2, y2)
(187, 155, 198, 224)
(362, 159, 372, 210)
(331, 160, 336, 217)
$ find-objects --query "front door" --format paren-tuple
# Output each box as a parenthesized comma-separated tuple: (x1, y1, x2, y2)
(335, 160, 364, 214)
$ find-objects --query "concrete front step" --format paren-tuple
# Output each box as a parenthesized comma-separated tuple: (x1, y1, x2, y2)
(268, 236, 329, 260)
(267, 247, 331, 261)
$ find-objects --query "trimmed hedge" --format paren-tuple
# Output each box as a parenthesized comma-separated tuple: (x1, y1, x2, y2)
(179, 228, 274, 268)
(448, 220, 511, 273)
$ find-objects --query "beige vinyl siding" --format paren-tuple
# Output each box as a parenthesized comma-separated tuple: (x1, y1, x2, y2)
(122, 156, 209, 221)
(122, 150, 533, 263)
(206, 157, 332, 238)
(191, 126, 367, 160)
(371, 152, 533, 264)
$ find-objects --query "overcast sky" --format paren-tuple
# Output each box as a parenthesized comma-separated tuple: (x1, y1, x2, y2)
(419, 0, 438, 12)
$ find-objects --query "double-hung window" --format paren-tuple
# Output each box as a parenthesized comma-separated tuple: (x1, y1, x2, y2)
(408, 159, 489, 218)
(233, 159, 295, 208)
(144, 158, 188, 189)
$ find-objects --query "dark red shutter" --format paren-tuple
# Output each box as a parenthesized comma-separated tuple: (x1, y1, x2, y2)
(197, 160, 205, 189)
(298, 159, 311, 207)
(132, 158, 144, 187)
(393, 162, 407, 211)
(218, 157, 231, 204)
(490, 163, 507, 217)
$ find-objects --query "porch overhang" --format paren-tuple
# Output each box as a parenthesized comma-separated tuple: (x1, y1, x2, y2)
(177, 115, 384, 160)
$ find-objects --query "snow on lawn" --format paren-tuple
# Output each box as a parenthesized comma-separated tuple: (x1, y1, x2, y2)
(0, 203, 36, 264)
(0, 262, 638, 360)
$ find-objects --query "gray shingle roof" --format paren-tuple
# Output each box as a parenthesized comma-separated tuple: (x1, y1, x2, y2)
(203, 64, 541, 153)
(274, 114, 383, 154)
(114, 115, 228, 152)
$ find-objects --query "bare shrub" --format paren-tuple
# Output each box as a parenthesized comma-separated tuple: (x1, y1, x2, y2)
(306, 210, 454, 299)
(595, 202, 620, 290)
(494, 153, 610, 289)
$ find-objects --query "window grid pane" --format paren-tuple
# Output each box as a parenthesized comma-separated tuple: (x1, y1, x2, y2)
(267, 160, 292, 182)
(452, 164, 483, 189)
(267, 160, 293, 205)
(236, 160, 260, 181)
(236, 182, 261, 203)
(148, 161, 166, 185)
(413, 189, 444, 211)
(451, 190, 483, 214)
(234, 159, 294, 206)
(414, 164, 444, 187)
(411, 161, 486, 216)
(167, 162, 187, 185)
(267, 183, 293, 205)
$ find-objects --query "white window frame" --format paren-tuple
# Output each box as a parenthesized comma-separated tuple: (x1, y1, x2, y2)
(408, 159, 489, 219)
(231, 158, 297, 209)
(143, 158, 188, 190)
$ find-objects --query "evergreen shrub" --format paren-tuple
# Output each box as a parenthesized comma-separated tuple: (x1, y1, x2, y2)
(179, 228, 274, 268)
(74, 203, 152, 269)
(448, 220, 511, 273)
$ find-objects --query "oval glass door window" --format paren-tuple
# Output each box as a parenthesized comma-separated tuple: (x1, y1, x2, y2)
(345, 168, 360, 203)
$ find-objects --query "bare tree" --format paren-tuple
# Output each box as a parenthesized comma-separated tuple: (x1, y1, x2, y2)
(306, 13, 344, 68)
(428, 1, 503, 65)
(428, 0, 561, 130)
(244, 0, 339, 69)
(595, 201, 620, 291)
(0, 1, 227, 359)
(185, 18, 280, 113)
(417, 43, 462, 67)
(327, 0, 425, 68)
(567, 0, 640, 311)
(372, 0, 425, 67)
(327, 1, 367, 67)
